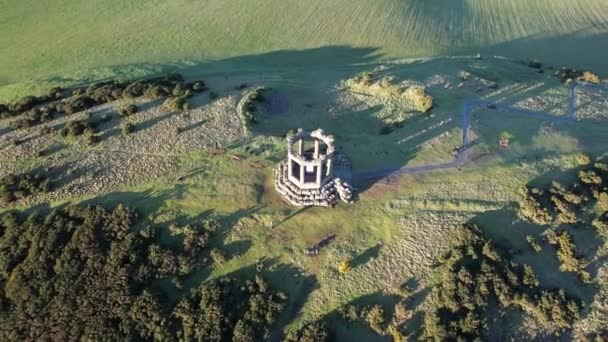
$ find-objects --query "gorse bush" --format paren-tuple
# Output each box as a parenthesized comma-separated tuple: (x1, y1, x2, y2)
(60, 119, 93, 137)
(284, 322, 330, 342)
(121, 122, 135, 135)
(119, 104, 138, 117)
(423, 224, 582, 340)
(0, 172, 51, 205)
(3, 74, 208, 130)
(0, 205, 287, 341)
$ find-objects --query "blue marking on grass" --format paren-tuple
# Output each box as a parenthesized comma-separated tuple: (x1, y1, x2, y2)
(352, 81, 607, 181)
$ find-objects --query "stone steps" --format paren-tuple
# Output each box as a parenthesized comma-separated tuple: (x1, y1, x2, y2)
(274, 160, 353, 207)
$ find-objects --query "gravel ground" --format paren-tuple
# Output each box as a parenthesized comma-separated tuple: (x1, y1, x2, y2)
(0, 92, 245, 204)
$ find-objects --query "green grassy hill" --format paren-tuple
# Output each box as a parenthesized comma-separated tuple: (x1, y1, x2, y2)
(2, 0, 608, 85)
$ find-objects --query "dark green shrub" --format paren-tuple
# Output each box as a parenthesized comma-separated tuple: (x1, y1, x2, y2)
(144, 84, 170, 99)
(61, 119, 92, 137)
(362, 305, 386, 334)
(122, 82, 147, 98)
(285, 322, 330, 342)
(48, 86, 64, 99)
(119, 104, 138, 117)
(0, 172, 51, 204)
(10, 108, 56, 130)
(8, 95, 42, 113)
(163, 96, 189, 111)
(63, 95, 96, 114)
(121, 122, 135, 135)
(210, 248, 226, 265)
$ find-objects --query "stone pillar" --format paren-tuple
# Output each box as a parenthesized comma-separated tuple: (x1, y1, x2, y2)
(314, 139, 320, 158)
(288, 156, 294, 180)
(299, 164, 305, 184)
(326, 158, 332, 176)
(315, 161, 322, 186)
(298, 139, 304, 156)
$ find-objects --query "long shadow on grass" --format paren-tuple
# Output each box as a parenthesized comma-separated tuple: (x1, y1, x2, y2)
(351, 243, 383, 269)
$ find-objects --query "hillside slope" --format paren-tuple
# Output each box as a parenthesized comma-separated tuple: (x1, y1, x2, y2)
(1, 0, 608, 83)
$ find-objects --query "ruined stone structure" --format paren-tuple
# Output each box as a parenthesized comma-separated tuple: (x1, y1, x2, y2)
(274, 128, 353, 207)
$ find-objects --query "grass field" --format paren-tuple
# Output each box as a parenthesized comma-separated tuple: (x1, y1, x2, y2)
(2, 0, 608, 89)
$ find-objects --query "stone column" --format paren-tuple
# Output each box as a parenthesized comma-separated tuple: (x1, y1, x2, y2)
(298, 139, 304, 156)
(326, 158, 332, 177)
(315, 161, 322, 187)
(299, 164, 305, 185)
(314, 140, 320, 158)
(288, 156, 294, 180)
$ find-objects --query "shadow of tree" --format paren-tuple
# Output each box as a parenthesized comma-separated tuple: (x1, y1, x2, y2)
(351, 243, 383, 268)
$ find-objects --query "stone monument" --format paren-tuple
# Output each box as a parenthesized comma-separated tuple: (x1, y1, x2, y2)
(274, 128, 353, 207)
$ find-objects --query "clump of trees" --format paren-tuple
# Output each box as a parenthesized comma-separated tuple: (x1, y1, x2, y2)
(0, 172, 51, 205)
(284, 322, 330, 342)
(422, 224, 582, 340)
(174, 274, 287, 341)
(1, 87, 65, 119)
(0, 205, 287, 341)
(545, 230, 592, 283)
(59, 117, 99, 145)
(554, 68, 601, 84)
(519, 160, 608, 228)
(517, 159, 608, 281)
(4, 74, 207, 130)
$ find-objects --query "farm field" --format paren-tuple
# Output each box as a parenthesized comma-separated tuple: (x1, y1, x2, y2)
(2, 0, 608, 94)
(1, 1, 608, 340)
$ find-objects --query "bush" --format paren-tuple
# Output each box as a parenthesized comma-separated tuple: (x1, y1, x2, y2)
(362, 305, 386, 334)
(522, 265, 540, 287)
(63, 95, 96, 114)
(10, 108, 57, 130)
(48, 86, 64, 99)
(144, 84, 170, 99)
(403, 87, 433, 113)
(119, 104, 138, 117)
(8, 95, 43, 113)
(121, 122, 135, 135)
(61, 119, 92, 137)
(163, 96, 189, 111)
(526, 235, 542, 252)
(423, 223, 584, 339)
(579, 170, 602, 185)
(122, 82, 147, 98)
(0, 172, 51, 204)
(209, 248, 226, 265)
(284, 322, 329, 342)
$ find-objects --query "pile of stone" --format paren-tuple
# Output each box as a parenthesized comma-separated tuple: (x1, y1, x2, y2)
(334, 178, 353, 203)
(274, 161, 340, 207)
